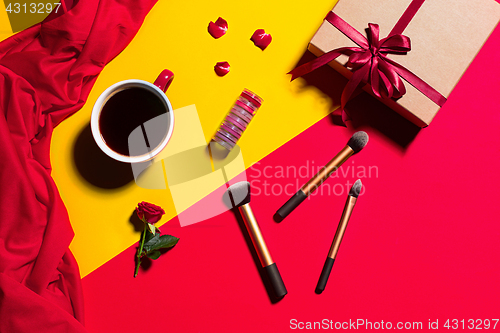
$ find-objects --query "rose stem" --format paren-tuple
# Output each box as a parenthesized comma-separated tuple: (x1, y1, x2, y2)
(134, 226, 147, 277)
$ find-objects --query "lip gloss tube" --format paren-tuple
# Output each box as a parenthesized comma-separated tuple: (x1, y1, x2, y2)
(212, 89, 263, 151)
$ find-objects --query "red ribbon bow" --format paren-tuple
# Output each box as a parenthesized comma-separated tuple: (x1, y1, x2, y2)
(343, 23, 411, 100)
(288, 12, 446, 114)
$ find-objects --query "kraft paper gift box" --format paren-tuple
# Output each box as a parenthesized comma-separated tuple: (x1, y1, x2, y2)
(301, 0, 500, 127)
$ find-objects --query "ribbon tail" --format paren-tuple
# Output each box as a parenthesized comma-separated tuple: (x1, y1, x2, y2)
(383, 57, 447, 107)
(341, 109, 351, 126)
(340, 62, 370, 110)
(331, 108, 351, 127)
(370, 58, 382, 98)
(288, 47, 357, 80)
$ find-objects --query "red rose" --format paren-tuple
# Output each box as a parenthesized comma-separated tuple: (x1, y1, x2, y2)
(136, 201, 165, 224)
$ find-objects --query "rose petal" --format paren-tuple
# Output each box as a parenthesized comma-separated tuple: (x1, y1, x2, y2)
(250, 29, 272, 50)
(136, 201, 165, 224)
(136, 207, 144, 220)
(147, 214, 162, 224)
(208, 17, 228, 39)
(214, 61, 230, 76)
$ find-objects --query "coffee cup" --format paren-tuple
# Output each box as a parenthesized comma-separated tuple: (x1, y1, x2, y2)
(90, 70, 175, 163)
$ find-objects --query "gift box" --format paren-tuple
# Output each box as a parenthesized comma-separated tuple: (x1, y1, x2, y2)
(297, 0, 500, 127)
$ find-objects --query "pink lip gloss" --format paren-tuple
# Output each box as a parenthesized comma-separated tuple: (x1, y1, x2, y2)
(212, 89, 263, 150)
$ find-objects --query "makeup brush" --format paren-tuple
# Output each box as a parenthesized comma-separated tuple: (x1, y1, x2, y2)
(227, 181, 287, 299)
(315, 179, 362, 294)
(275, 131, 368, 221)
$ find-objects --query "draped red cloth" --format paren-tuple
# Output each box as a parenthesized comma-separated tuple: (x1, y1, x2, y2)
(0, 0, 157, 331)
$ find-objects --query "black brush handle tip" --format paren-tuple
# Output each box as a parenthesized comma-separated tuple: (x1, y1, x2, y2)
(315, 257, 335, 294)
(265, 263, 287, 299)
(275, 190, 307, 222)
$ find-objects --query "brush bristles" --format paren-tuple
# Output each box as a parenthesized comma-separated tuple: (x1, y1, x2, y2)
(227, 181, 251, 207)
(347, 131, 369, 153)
(349, 179, 362, 198)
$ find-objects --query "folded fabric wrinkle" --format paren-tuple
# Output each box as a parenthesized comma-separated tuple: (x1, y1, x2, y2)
(0, 0, 158, 331)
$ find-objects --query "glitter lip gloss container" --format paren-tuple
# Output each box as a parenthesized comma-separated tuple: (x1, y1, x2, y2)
(212, 89, 263, 151)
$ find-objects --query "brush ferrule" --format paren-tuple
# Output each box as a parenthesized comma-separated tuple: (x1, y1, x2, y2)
(239, 204, 274, 267)
(327, 195, 357, 259)
(301, 145, 354, 195)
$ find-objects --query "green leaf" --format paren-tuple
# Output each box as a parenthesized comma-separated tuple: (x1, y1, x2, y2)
(150, 235, 179, 251)
(147, 250, 161, 260)
(143, 233, 161, 253)
(143, 232, 179, 255)
(143, 228, 156, 243)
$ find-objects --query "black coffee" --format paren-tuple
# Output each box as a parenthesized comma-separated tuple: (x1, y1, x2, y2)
(99, 87, 169, 157)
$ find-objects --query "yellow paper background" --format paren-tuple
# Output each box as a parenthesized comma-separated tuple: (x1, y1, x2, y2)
(1, 0, 340, 276)
(0, 1, 13, 36)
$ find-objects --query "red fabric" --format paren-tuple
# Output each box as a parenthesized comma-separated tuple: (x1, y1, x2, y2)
(0, 0, 157, 331)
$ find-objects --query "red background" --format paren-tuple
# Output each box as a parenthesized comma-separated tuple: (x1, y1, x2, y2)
(82, 16, 500, 333)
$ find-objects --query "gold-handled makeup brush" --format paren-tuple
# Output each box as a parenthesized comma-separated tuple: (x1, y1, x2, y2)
(315, 179, 362, 294)
(275, 131, 368, 222)
(227, 181, 287, 299)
